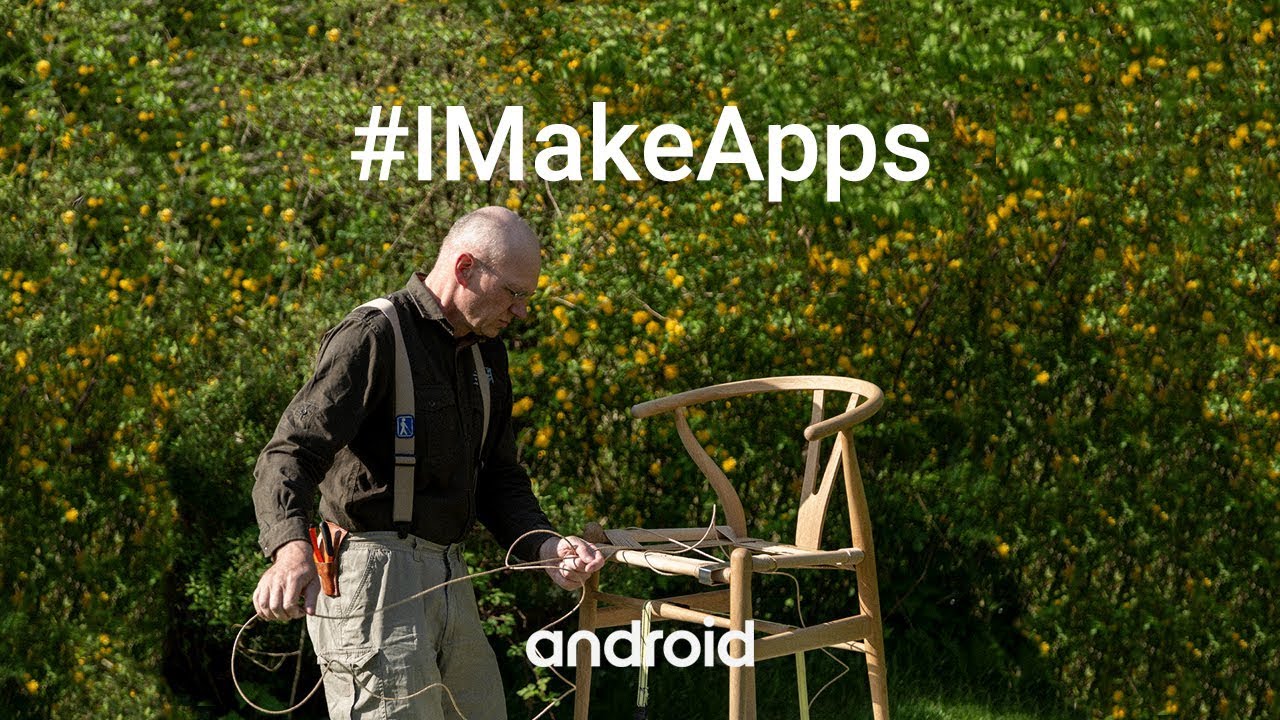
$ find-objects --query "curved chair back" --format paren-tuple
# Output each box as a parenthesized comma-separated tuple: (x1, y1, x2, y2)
(631, 375, 884, 550)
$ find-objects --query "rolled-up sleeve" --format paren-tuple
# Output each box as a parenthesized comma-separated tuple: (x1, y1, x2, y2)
(252, 313, 384, 558)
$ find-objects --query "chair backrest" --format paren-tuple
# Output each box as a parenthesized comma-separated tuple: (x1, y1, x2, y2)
(631, 375, 884, 552)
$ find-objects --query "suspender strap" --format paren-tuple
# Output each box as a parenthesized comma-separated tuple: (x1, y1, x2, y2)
(360, 299, 416, 537)
(471, 344, 491, 452)
(358, 298, 493, 539)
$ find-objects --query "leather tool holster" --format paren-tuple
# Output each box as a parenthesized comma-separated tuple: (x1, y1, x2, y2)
(315, 521, 349, 597)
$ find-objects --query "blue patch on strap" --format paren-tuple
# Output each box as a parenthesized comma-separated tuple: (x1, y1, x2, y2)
(395, 415, 415, 438)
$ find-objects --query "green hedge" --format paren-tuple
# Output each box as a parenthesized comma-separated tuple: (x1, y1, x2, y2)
(3, 0, 1277, 717)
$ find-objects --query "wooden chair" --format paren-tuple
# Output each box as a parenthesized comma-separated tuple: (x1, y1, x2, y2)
(573, 375, 888, 720)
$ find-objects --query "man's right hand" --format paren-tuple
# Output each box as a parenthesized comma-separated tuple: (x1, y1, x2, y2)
(253, 539, 320, 622)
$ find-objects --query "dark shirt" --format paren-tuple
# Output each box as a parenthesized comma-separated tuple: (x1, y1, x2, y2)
(252, 273, 554, 562)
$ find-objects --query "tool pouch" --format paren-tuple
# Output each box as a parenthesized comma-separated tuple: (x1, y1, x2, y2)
(314, 521, 349, 597)
(316, 559, 338, 597)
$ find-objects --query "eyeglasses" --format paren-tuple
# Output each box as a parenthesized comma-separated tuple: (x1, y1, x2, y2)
(472, 256, 534, 301)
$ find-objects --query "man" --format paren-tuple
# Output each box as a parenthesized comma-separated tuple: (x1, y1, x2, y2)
(251, 206, 604, 719)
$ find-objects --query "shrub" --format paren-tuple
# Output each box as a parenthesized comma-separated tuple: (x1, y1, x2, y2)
(2, 1, 1275, 717)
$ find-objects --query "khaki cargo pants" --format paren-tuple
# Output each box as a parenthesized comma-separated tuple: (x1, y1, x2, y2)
(307, 532, 507, 720)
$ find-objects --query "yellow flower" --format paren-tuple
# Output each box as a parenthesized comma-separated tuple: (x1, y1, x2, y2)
(326, 28, 341, 43)
(512, 396, 534, 417)
(36, 60, 52, 80)
(281, 208, 297, 223)
(65, 508, 80, 522)
(721, 457, 738, 473)
(158, 208, 173, 223)
(15, 349, 29, 370)
(534, 427, 552, 448)
(996, 542, 1010, 558)
(1034, 371, 1050, 385)
(62, 210, 76, 225)
(25, 679, 38, 694)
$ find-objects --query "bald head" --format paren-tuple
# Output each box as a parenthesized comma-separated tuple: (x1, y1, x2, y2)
(436, 206, 540, 271)
(423, 206, 542, 337)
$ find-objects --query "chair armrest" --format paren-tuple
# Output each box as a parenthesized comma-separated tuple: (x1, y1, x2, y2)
(631, 375, 883, 441)
(801, 391, 883, 441)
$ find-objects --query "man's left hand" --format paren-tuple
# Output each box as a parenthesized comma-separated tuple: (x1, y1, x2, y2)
(539, 535, 606, 590)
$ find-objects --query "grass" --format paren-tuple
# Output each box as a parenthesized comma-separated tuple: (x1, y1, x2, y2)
(562, 627, 1076, 720)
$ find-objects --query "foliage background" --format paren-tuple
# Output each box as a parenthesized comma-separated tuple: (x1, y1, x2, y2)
(2, 0, 1277, 718)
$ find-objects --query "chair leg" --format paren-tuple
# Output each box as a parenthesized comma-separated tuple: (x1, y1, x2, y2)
(865, 625, 889, 720)
(858, 564, 889, 720)
(842, 429, 889, 719)
(796, 651, 810, 720)
(728, 547, 756, 720)
(573, 573, 599, 720)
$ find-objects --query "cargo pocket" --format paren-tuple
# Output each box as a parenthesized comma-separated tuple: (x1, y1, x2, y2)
(320, 646, 438, 719)
(308, 544, 381, 659)
(318, 646, 382, 719)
